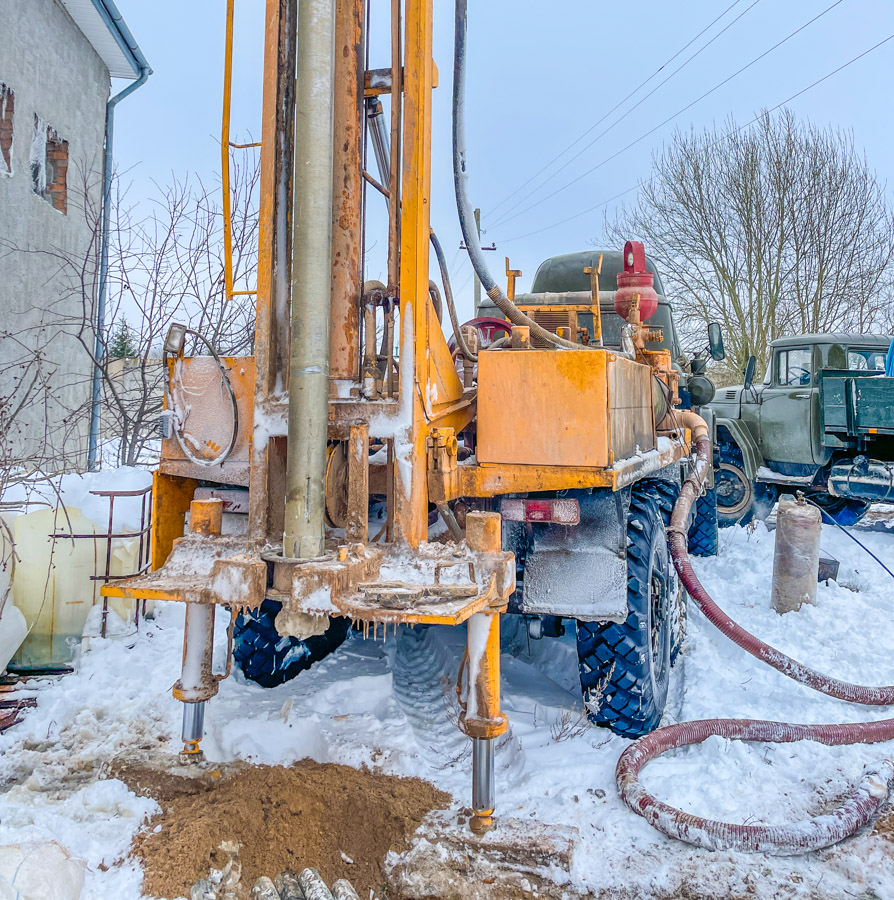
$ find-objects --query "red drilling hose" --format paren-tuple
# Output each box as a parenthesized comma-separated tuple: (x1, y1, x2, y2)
(616, 431, 894, 854)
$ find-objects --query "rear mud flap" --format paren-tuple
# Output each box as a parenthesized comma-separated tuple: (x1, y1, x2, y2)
(519, 489, 629, 622)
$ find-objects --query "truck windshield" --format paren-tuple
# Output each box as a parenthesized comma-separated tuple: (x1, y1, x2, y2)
(776, 348, 812, 386)
(847, 349, 886, 371)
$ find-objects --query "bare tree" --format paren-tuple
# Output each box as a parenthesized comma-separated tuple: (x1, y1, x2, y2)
(0, 332, 70, 622)
(33, 149, 260, 467)
(604, 109, 894, 381)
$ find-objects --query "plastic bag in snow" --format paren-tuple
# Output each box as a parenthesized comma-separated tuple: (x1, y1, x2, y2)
(0, 841, 85, 899)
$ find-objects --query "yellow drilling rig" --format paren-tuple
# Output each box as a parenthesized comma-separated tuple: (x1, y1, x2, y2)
(104, 0, 721, 833)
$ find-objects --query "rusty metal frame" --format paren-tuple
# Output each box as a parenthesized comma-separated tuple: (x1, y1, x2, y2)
(51, 483, 153, 637)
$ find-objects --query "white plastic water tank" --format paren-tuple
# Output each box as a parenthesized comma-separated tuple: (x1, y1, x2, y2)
(10, 507, 143, 669)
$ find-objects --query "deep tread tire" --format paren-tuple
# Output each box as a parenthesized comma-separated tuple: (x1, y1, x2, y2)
(637, 480, 686, 663)
(576, 487, 673, 738)
(233, 599, 350, 688)
(688, 488, 719, 557)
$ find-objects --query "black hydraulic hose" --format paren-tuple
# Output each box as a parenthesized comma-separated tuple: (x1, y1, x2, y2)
(804, 497, 894, 582)
(430, 228, 477, 361)
(451, 0, 585, 351)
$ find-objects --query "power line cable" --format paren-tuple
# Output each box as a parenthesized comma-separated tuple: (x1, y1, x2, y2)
(455, 266, 475, 298)
(484, 0, 749, 222)
(491, 0, 848, 232)
(497, 31, 894, 245)
(487, 0, 761, 230)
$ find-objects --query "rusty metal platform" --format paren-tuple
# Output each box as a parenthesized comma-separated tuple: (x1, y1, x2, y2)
(102, 533, 514, 627)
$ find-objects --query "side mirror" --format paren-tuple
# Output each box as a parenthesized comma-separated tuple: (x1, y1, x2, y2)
(707, 322, 725, 361)
(743, 355, 756, 392)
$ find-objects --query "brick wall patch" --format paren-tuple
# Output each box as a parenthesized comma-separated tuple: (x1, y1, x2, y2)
(30, 114, 68, 214)
(0, 83, 13, 176)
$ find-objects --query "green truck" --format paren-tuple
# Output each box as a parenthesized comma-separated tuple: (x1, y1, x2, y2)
(708, 333, 894, 526)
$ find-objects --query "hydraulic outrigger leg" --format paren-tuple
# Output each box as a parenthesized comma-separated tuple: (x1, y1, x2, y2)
(459, 512, 509, 833)
(173, 498, 226, 759)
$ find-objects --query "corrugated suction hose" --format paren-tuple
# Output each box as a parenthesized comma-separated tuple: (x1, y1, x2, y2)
(616, 417, 894, 854)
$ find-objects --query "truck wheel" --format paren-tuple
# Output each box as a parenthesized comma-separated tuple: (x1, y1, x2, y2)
(715, 444, 776, 527)
(688, 488, 719, 557)
(233, 599, 351, 688)
(637, 480, 687, 663)
(576, 488, 672, 738)
(804, 492, 870, 527)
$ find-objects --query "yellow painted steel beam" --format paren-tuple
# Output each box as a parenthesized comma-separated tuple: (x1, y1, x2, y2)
(451, 440, 690, 499)
(150, 472, 199, 569)
(393, 0, 435, 547)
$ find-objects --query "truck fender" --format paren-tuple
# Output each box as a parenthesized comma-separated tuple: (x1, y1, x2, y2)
(715, 418, 762, 482)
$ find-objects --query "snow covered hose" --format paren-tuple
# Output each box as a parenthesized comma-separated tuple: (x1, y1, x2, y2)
(616, 417, 894, 854)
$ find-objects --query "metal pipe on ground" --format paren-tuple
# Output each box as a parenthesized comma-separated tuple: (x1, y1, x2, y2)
(284, 0, 338, 560)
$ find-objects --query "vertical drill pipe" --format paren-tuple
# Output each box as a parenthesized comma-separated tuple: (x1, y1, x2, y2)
(181, 701, 205, 744)
(180, 603, 215, 746)
(462, 512, 509, 832)
(249, 0, 297, 543)
(329, 0, 365, 384)
(221, 0, 237, 302)
(284, 0, 337, 560)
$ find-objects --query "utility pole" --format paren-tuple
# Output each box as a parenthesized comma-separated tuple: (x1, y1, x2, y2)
(473, 207, 481, 315)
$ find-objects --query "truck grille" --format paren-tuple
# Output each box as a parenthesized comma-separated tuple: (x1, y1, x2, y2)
(520, 308, 577, 348)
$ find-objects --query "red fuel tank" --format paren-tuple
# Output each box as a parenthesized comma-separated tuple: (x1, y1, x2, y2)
(614, 241, 658, 321)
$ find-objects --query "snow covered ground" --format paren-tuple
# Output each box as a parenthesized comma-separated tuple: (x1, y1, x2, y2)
(2, 518, 894, 898)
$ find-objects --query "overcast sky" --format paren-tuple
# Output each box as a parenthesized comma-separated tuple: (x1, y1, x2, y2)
(111, 0, 894, 321)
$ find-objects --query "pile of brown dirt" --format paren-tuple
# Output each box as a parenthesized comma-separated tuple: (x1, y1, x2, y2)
(116, 759, 451, 900)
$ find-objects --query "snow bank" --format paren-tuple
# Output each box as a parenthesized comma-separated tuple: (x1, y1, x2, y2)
(0, 518, 893, 897)
(3, 467, 152, 532)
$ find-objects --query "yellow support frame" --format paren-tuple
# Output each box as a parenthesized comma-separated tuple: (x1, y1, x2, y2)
(394, 0, 435, 547)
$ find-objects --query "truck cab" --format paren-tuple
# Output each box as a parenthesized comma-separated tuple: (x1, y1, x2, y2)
(709, 333, 892, 525)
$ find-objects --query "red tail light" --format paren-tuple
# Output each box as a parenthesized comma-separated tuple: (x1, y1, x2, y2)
(500, 498, 580, 525)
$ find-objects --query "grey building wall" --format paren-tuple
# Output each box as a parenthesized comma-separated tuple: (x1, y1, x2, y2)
(0, 0, 110, 470)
